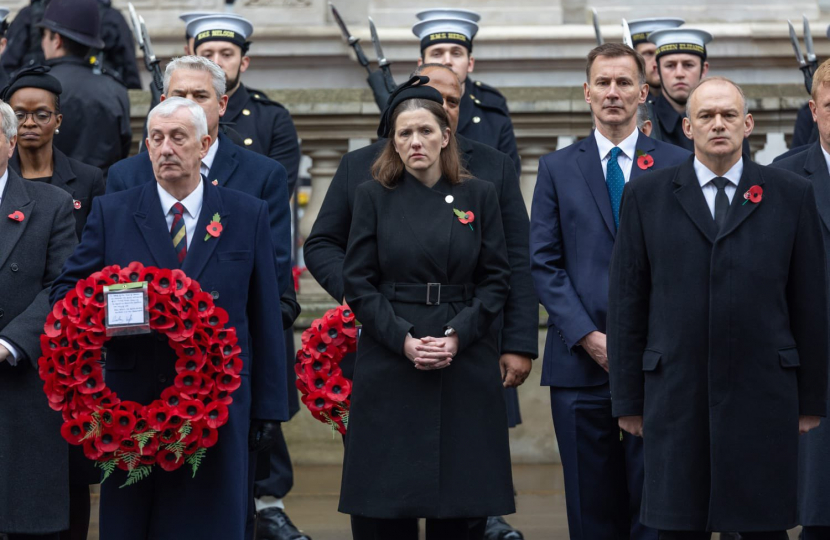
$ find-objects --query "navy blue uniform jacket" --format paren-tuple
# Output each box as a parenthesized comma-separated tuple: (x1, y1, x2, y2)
(105, 132, 292, 296)
(50, 179, 288, 539)
(530, 131, 690, 387)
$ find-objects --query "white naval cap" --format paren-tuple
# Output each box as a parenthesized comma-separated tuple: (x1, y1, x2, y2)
(187, 13, 254, 53)
(627, 18, 685, 46)
(0, 7, 9, 22)
(412, 16, 479, 53)
(416, 8, 481, 23)
(648, 27, 713, 60)
(181, 12, 219, 38)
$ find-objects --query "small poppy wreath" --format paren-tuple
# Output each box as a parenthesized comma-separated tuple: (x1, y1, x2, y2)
(39, 262, 243, 487)
(204, 213, 222, 241)
(453, 208, 475, 231)
(295, 305, 358, 435)
(636, 150, 654, 170)
(743, 185, 763, 205)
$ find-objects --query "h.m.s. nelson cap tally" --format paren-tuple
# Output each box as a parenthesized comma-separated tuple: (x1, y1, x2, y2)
(412, 14, 479, 53)
(627, 18, 685, 47)
(187, 13, 254, 54)
(649, 27, 713, 61)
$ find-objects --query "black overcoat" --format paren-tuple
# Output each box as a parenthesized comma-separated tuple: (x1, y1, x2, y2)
(339, 173, 515, 519)
(771, 142, 830, 527)
(608, 157, 829, 532)
(0, 170, 77, 534)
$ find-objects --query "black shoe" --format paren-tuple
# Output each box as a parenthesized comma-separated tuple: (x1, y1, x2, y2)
(720, 534, 741, 540)
(484, 516, 524, 540)
(255, 507, 312, 540)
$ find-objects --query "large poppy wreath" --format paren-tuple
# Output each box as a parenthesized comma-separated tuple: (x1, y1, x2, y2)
(39, 262, 243, 487)
(295, 305, 357, 435)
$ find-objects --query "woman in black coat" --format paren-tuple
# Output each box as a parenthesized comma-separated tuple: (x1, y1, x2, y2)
(1, 66, 104, 540)
(3, 66, 104, 241)
(340, 78, 513, 540)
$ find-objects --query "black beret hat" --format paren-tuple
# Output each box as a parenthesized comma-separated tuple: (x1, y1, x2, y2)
(0, 66, 63, 102)
(377, 75, 444, 138)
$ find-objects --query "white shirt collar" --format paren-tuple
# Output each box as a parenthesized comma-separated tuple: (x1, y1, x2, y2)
(156, 178, 204, 220)
(202, 137, 220, 176)
(820, 145, 830, 175)
(0, 168, 8, 205)
(694, 156, 744, 188)
(594, 127, 640, 162)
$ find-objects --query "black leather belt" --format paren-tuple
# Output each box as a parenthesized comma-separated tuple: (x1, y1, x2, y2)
(378, 283, 475, 306)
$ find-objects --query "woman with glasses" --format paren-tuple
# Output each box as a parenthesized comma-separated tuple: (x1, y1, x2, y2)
(1, 66, 104, 241)
(0, 66, 103, 540)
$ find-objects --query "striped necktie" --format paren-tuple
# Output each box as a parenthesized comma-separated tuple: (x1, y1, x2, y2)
(170, 202, 187, 263)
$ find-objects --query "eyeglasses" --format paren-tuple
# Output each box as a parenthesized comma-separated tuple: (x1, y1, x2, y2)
(14, 110, 55, 125)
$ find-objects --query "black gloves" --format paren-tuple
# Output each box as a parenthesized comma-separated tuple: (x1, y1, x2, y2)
(248, 419, 281, 452)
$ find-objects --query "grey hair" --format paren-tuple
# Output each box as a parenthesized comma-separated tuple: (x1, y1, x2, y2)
(0, 100, 16, 142)
(147, 97, 208, 139)
(163, 56, 226, 100)
(637, 103, 651, 129)
(685, 76, 749, 118)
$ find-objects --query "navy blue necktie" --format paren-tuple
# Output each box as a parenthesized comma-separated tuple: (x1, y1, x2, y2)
(606, 147, 625, 229)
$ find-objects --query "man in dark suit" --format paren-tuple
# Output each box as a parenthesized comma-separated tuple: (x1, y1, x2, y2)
(609, 76, 828, 539)
(304, 63, 538, 539)
(530, 43, 689, 540)
(0, 100, 78, 539)
(770, 58, 830, 540)
(106, 55, 291, 297)
(51, 98, 288, 539)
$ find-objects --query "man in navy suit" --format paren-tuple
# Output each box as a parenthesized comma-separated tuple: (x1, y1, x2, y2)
(51, 98, 288, 540)
(530, 43, 689, 540)
(106, 56, 291, 296)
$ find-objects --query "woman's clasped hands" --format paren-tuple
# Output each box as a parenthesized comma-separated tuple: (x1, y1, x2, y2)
(404, 334, 459, 370)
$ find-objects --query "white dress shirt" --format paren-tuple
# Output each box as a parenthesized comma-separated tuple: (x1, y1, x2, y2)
(157, 180, 204, 250)
(821, 144, 830, 174)
(0, 168, 22, 365)
(201, 138, 220, 179)
(694, 157, 743, 219)
(595, 127, 639, 182)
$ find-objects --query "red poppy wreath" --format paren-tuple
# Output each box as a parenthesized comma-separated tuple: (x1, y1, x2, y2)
(39, 262, 243, 487)
(295, 305, 358, 435)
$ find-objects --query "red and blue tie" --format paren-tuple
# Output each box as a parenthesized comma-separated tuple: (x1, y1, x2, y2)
(170, 202, 187, 263)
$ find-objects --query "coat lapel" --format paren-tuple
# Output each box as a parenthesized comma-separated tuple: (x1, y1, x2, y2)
(576, 134, 616, 238)
(0, 170, 35, 270)
(181, 179, 226, 280)
(205, 133, 240, 187)
(399, 173, 450, 280)
(629, 131, 656, 181)
(49, 148, 78, 197)
(802, 142, 830, 231)
(133, 182, 181, 269)
(717, 159, 764, 241)
(673, 157, 718, 243)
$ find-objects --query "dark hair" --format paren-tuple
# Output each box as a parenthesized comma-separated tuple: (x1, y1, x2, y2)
(43, 29, 90, 59)
(371, 99, 468, 188)
(586, 42, 646, 85)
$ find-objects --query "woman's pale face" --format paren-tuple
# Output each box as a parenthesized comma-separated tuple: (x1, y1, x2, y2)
(392, 108, 450, 175)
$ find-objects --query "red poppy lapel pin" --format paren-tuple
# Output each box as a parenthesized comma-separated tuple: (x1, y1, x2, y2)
(204, 213, 222, 241)
(742, 185, 763, 205)
(8, 210, 24, 222)
(453, 208, 475, 231)
(73, 199, 82, 210)
(636, 150, 654, 170)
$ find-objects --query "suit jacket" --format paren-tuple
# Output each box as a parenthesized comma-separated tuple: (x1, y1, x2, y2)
(458, 78, 521, 178)
(608, 157, 828, 531)
(50, 179, 287, 539)
(9, 146, 105, 240)
(305, 134, 538, 360)
(0, 170, 77, 534)
(530, 131, 690, 387)
(771, 141, 830, 526)
(106, 132, 292, 296)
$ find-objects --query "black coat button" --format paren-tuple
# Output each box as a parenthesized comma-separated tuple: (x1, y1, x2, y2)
(10, 263, 19, 272)
(211, 291, 219, 300)
(0, 309, 4, 318)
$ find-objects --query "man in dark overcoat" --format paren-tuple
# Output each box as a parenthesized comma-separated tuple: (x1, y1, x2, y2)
(0, 100, 78, 538)
(530, 43, 689, 540)
(304, 64, 537, 538)
(51, 98, 288, 540)
(608, 76, 829, 539)
(770, 58, 830, 540)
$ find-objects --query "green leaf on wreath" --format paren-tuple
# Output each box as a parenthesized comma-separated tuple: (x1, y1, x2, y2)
(452, 208, 466, 219)
(132, 429, 158, 451)
(82, 412, 102, 442)
(186, 447, 207, 479)
(178, 421, 193, 442)
(165, 440, 186, 461)
(97, 459, 117, 484)
(119, 465, 152, 488)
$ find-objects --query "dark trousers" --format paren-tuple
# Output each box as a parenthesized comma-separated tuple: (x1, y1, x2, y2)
(550, 384, 655, 540)
(802, 526, 830, 540)
(350, 516, 487, 540)
(254, 426, 294, 499)
(658, 531, 788, 540)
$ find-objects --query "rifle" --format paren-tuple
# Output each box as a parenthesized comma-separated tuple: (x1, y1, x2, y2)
(128, 2, 162, 108)
(787, 19, 814, 95)
(369, 17, 397, 96)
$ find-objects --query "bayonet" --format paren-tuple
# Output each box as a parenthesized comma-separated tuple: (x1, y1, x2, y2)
(591, 8, 603, 46)
(330, 2, 371, 73)
(621, 18, 633, 49)
(788, 20, 813, 95)
(369, 17, 397, 94)
(803, 14, 818, 72)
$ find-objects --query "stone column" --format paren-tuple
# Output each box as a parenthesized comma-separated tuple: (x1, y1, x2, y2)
(298, 140, 349, 241)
